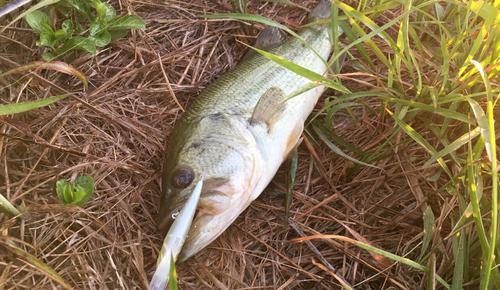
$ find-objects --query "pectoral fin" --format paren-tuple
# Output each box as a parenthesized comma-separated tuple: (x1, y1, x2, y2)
(250, 87, 287, 132)
(284, 122, 303, 158)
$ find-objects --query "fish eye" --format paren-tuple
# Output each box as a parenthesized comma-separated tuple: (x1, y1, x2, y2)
(170, 166, 194, 189)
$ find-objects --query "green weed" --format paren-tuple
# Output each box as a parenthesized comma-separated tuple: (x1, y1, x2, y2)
(205, 0, 500, 288)
(24, 0, 145, 60)
(55, 175, 94, 206)
(335, 0, 500, 288)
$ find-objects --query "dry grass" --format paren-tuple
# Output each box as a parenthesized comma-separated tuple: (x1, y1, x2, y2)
(0, 0, 452, 289)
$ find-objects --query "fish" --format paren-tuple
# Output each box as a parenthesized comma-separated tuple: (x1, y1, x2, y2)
(157, 0, 343, 263)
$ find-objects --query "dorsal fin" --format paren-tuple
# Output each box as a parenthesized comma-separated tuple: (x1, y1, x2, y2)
(308, 0, 331, 22)
(254, 26, 288, 50)
(249, 87, 287, 132)
(243, 26, 288, 60)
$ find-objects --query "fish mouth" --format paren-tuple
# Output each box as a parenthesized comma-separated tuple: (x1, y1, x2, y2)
(158, 202, 199, 237)
(159, 206, 205, 236)
(156, 186, 233, 263)
(158, 189, 231, 237)
(156, 187, 197, 236)
(158, 176, 233, 234)
(150, 180, 203, 289)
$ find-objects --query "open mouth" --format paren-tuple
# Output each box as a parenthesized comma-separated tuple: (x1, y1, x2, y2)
(161, 196, 214, 237)
(158, 179, 204, 251)
(162, 189, 230, 231)
(158, 179, 232, 238)
(162, 207, 201, 235)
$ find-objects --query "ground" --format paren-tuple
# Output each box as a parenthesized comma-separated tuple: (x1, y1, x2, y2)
(0, 0, 447, 289)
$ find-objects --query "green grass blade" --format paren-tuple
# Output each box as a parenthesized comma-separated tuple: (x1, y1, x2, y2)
(201, 13, 331, 70)
(0, 94, 72, 116)
(315, 0, 414, 74)
(337, 21, 376, 71)
(330, 2, 340, 80)
(423, 126, 481, 167)
(418, 117, 461, 167)
(285, 148, 298, 228)
(466, 97, 491, 161)
(386, 108, 453, 179)
(0, 61, 88, 88)
(407, 24, 426, 64)
(469, 59, 499, 290)
(449, 145, 483, 235)
(457, 0, 500, 78)
(394, 21, 404, 85)
(258, 0, 310, 11)
(328, 0, 422, 80)
(4, 240, 72, 289)
(427, 251, 436, 290)
(348, 15, 396, 73)
(330, 0, 397, 48)
(0, 193, 19, 217)
(324, 102, 360, 128)
(419, 206, 435, 263)
(359, 0, 404, 16)
(244, 44, 349, 93)
(313, 124, 381, 169)
(293, 235, 451, 289)
(467, 154, 497, 289)
(402, 0, 422, 95)
(437, 28, 450, 96)
(282, 82, 323, 103)
(381, 97, 470, 123)
(398, 0, 420, 92)
(309, 91, 393, 123)
(450, 229, 465, 290)
(311, 120, 367, 157)
(168, 254, 178, 290)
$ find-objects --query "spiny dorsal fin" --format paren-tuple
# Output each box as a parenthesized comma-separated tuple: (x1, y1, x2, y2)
(243, 26, 288, 60)
(308, 0, 332, 22)
(254, 26, 288, 50)
(250, 87, 287, 131)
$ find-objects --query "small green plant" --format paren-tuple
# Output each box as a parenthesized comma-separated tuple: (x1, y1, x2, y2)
(25, 0, 145, 60)
(56, 175, 94, 206)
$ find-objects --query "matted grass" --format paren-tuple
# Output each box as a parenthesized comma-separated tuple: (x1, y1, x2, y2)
(0, 0, 498, 289)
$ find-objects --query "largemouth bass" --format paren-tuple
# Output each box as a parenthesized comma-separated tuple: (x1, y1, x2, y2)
(157, 0, 341, 262)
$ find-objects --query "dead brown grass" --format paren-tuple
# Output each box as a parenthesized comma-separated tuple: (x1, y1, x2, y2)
(0, 0, 453, 289)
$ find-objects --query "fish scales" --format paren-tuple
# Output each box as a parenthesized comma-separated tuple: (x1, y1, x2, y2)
(182, 26, 331, 122)
(157, 0, 337, 262)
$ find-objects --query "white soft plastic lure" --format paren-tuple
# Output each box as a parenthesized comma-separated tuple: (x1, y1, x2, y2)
(149, 179, 203, 290)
